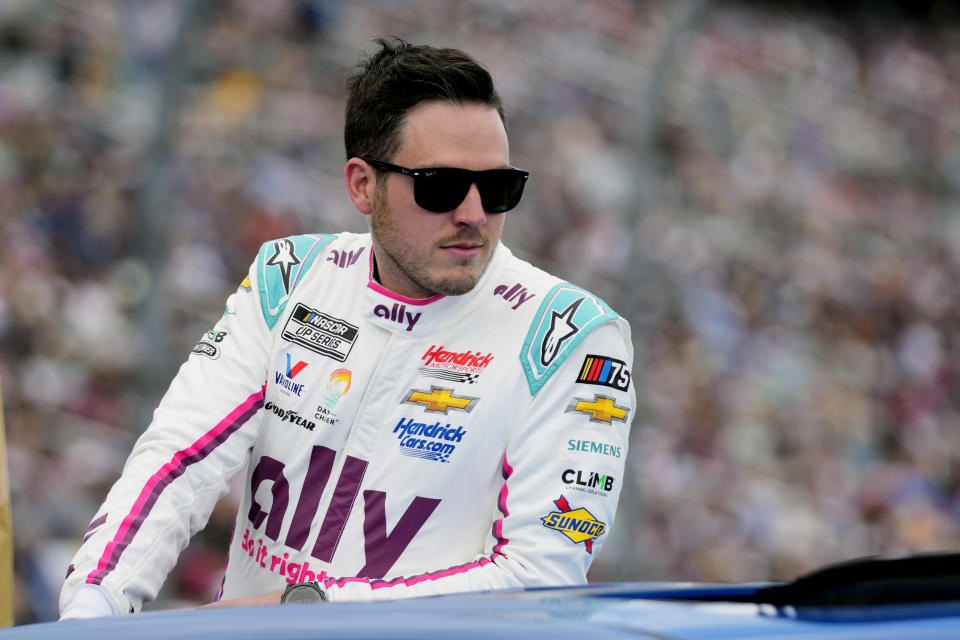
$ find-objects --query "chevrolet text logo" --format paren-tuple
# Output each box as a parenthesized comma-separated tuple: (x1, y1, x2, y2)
(403, 386, 478, 414)
(566, 394, 628, 424)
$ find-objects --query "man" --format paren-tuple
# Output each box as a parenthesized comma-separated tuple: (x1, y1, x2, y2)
(60, 38, 635, 617)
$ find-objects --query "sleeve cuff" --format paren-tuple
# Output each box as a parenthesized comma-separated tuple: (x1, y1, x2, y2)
(60, 584, 119, 620)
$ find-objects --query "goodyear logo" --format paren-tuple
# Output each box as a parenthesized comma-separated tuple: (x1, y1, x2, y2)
(541, 495, 606, 553)
(566, 394, 629, 424)
(403, 386, 477, 414)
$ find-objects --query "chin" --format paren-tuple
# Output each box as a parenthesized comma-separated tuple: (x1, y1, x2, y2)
(428, 271, 482, 296)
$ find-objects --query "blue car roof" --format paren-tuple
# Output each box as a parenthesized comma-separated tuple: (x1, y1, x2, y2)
(9, 581, 960, 640)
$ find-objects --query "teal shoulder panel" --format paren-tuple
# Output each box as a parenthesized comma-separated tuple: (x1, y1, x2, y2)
(521, 283, 618, 395)
(256, 234, 336, 329)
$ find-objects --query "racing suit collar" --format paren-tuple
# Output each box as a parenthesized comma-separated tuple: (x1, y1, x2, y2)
(363, 242, 505, 336)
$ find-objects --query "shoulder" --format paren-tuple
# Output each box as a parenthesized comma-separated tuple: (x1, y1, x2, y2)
(252, 233, 369, 328)
(494, 247, 627, 395)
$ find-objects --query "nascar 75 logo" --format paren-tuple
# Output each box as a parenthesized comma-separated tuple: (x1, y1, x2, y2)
(576, 354, 631, 391)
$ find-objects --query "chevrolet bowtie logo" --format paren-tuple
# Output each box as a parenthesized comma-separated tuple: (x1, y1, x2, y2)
(403, 386, 478, 414)
(566, 394, 629, 424)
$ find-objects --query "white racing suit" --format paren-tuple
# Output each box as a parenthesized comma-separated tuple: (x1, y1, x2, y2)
(60, 232, 635, 615)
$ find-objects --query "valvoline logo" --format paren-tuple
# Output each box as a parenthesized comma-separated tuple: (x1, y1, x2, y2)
(275, 353, 308, 397)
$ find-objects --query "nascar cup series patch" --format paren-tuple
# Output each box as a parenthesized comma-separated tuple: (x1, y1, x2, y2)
(541, 495, 606, 553)
(521, 284, 617, 395)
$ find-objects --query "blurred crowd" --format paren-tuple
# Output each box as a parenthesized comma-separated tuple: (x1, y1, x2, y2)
(1, 0, 959, 624)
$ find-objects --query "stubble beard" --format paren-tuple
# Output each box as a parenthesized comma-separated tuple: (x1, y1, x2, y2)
(369, 188, 492, 297)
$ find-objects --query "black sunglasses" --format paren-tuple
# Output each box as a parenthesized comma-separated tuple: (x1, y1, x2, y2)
(363, 159, 529, 214)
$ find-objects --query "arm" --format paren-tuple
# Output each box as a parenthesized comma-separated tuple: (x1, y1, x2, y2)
(59, 263, 272, 618)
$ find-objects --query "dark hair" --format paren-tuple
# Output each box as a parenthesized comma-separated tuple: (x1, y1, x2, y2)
(344, 37, 505, 162)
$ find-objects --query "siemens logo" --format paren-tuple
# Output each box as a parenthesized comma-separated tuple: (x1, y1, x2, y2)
(567, 439, 621, 458)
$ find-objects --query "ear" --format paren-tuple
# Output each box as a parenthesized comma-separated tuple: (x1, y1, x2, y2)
(345, 158, 376, 215)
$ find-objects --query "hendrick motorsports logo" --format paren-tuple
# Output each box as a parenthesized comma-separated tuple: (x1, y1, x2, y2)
(282, 303, 358, 362)
(419, 344, 493, 384)
(541, 495, 606, 553)
(393, 417, 467, 463)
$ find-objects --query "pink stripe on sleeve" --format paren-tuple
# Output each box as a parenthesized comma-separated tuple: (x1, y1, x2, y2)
(87, 385, 266, 586)
(493, 453, 512, 556)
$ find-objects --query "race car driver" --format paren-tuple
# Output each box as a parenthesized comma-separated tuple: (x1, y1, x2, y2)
(60, 37, 634, 618)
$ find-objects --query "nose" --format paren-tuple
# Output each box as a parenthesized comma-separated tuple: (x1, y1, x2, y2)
(451, 184, 487, 227)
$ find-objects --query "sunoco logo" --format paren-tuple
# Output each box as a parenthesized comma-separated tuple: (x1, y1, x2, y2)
(393, 417, 467, 463)
(541, 495, 606, 553)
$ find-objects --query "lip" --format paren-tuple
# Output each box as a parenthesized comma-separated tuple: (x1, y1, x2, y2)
(441, 243, 484, 259)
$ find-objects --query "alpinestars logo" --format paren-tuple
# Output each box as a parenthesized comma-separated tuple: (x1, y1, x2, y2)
(266, 238, 301, 294)
(542, 298, 584, 367)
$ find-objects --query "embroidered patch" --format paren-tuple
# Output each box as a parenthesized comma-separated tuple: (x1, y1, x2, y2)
(521, 284, 616, 395)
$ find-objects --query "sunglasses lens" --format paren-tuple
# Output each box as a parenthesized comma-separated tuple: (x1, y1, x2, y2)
(478, 170, 528, 214)
(413, 170, 471, 213)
